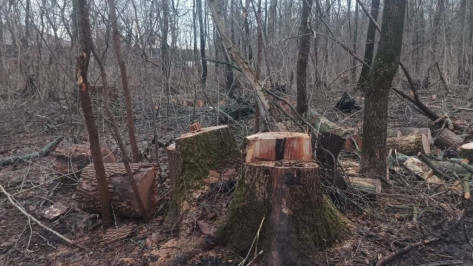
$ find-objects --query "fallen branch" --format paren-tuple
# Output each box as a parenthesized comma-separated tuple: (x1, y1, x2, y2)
(376, 238, 439, 266)
(0, 182, 86, 250)
(417, 153, 450, 180)
(0, 137, 63, 167)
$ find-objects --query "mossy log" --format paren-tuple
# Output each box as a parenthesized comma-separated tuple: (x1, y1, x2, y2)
(387, 134, 430, 155)
(218, 161, 348, 265)
(76, 163, 158, 218)
(53, 144, 116, 174)
(167, 125, 241, 218)
(244, 132, 313, 163)
(434, 128, 464, 149)
(459, 143, 473, 163)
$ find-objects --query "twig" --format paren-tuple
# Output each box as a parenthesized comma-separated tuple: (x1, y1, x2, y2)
(376, 238, 439, 266)
(0, 183, 86, 250)
(239, 216, 265, 266)
(0, 136, 63, 167)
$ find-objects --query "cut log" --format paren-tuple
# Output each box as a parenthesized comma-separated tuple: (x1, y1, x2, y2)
(218, 161, 348, 264)
(387, 134, 430, 155)
(167, 125, 241, 218)
(459, 143, 473, 163)
(53, 144, 116, 174)
(348, 177, 381, 200)
(434, 128, 464, 150)
(76, 163, 158, 218)
(387, 127, 432, 144)
(244, 132, 313, 163)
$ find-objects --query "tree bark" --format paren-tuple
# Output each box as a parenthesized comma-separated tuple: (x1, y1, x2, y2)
(357, 0, 380, 88)
(295, 0, 313, 115)
(196, 0, 207, 85)
(108, 0, 140, 163)
(75, 0, 113, 226)
(360, 0, 407, 179)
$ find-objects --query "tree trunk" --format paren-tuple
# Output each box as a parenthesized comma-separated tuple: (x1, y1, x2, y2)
(360, 0, 407, 179)
(218, 160, 348, 264)
(295, 0, 313, 115)
(162, 0, 171, 120)
(75, 0, 113, 226)
(76, 163, 158, 218)
(196, 0, 207, 85)
(108, 0, 140, 163)
(357, 0, 380, 88)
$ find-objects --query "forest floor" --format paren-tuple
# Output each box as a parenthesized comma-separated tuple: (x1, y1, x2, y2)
(1, 84, 473, 265)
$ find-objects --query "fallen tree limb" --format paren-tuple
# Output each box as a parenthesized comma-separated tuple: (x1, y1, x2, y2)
(376, 238, 439, 266)
(0, 136, 64, 167)
(0, 182, 86, 250)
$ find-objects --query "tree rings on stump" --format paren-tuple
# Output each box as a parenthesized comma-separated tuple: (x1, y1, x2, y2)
(244, 132, 313, 163)
(218, 161, 348, 265)
(76, 163, 158, 218)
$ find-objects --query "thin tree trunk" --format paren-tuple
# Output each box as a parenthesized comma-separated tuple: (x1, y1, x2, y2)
(296, 0, 313, 115)
(352, 0, 359, 81)
(108, 0, 140, 163)
(357, 0, 380, 88)
(360, 0, 407, 179)
(75, 0, 113, 226)
(196, 0, 207, 85)
(162, 0, 170, 120)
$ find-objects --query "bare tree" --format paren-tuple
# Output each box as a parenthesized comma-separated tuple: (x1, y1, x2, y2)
(296, 0, 313, 115)
(75, 0, 113, 226)
(360, 0, 407, 179)
(108, 0, 140, 163)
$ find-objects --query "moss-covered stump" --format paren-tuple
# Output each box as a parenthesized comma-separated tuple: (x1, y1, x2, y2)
(168, 125, 241, 219)
(218, 161, 348, 265)
(76, 163, 158, 218)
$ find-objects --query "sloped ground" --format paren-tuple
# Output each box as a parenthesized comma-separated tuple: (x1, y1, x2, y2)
(1, 85, 472, 265)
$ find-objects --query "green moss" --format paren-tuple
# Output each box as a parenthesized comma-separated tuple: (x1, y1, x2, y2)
(167, 127, 242, 220)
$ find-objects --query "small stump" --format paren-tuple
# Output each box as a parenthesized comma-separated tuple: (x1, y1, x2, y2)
(459, 142, 473, 164)
(167, 125, 241, 218)
(76, 163, 158, 218)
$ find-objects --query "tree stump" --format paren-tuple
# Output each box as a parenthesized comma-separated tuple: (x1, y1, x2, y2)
(53, 144, 116, 175)
(76, 163, 158, 218)
(218, 161, 348, 265)
(459, 143, 473, 164)
(434, 128, 464, 149)
(167, 125, 241, 218)
(244, 132, 313, 163)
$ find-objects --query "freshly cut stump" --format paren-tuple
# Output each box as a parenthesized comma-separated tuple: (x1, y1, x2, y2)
(244, 132, 313, 163)
(459, 143, 473, 163)
(167, 125, 241, 218)
(53, 144, 116, 174)
(218, 161, 348, 265)
(76, 163, 158, 218)
(434, 128, 464, 149)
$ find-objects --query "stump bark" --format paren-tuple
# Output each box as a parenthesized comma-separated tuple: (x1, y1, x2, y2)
(167, 125, 241, 218)
(53, 144, 116, 174)
(76, 163, 158, 218)
(218, 161, 348, 265)
(434, 129, 464, 149)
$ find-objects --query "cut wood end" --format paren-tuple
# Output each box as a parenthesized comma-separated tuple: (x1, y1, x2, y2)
(248, 160, 319, 169)
(189, 122, 202, 133)
(460, 143, 473, 149)
(178, 125, 229, 139)
(166, 143, 176, 151)
(245, 132, 310, 140)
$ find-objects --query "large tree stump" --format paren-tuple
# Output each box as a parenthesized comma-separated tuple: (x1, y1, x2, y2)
(76, 163, 158, 218)
(53, 144, 116, 175)
(244, 132, 313, 163)
(167, 125, 241, 218)
(218, 161, 348, 265)
(434, 128, 464, 149)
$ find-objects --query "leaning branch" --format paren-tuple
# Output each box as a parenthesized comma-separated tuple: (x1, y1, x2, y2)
(0, 137, 63, 167)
